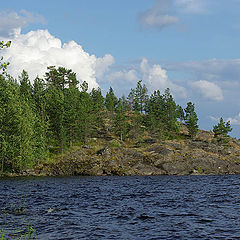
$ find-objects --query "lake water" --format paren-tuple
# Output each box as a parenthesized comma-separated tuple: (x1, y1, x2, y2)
(1, 175, 240, 239)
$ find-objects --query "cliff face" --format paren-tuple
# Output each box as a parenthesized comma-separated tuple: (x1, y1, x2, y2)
(35, 129, 240, 176)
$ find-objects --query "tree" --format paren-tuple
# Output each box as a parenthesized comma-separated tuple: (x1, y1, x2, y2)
(184, 102, 198, 138)
(145, 90, 163, 132)
(0, 41, 11, 74)
(63, 86, 81, 147)
(127, 88, 135, 111)
(213, 117, 232, 143)
(105, 87, 118, 112)
(0, 77, 36, 172)
(78, 84, 95, 142)
(176, 105, 184, 122)
(162, 88, 178, 132)
(127, 80, 148, 113)
(45, 66, 79, 90)
(90, 87, 105, 134)
(32, 76, 49, 161)
(134, 80, 148, 113)
(19, 70, 33, 102)
(114, 99, 129, 141)
(45, 86, 65, 152)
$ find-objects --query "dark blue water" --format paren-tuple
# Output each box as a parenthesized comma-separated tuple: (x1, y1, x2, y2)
(1, 175, 240, 239)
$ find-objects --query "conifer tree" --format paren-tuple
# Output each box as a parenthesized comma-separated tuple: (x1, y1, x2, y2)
(184, 102, 198, 138)
(0, 77, 36, 171)
(79, 82, 94, 142)
(176, 105, 184, 122)
(19, 70, 33, 102)
(114, 99, 129, 141)
(105, 87, 118, 112)
(45, 85, 65, 152)
(63, 86, 81, 147)
(213, 117, 232, 143)
(132, 80, 148, 113)
(90, 87, 105, 134)
(32, 77, 49, 161)
(146, 90, 163, 132)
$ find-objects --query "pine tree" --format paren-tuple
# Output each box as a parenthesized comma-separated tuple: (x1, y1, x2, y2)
(162, 88, 178, 132)
(33, 77, 49, 162)
(79, 83, 95, 142)
(145, 90, 163, 132)
(19, 70, 33, 102)
(90, 87, 105, 135)
(0, 77, 36, 171)
(176, 105, 184, 122)
(114, 99, 129, 141)
(105, 87, 118, 112)
(63, 86, 81, 147)
(45, 86, 65, 152)
(213, 117, 232, 143)
(131, 80, 148, 113)
(184, 102, 198, 138)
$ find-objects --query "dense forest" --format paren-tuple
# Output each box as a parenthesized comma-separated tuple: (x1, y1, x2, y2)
(0, 41, 232, 174)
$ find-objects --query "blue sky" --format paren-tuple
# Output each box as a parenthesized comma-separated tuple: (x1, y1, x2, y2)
(1, 0, 240, 137)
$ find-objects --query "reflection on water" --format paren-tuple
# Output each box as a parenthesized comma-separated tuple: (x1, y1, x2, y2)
(1, 175, 240, 239)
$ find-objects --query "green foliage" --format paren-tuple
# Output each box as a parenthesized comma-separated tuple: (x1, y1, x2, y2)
(19, 70, 33, 102)
(0, 77, 37, 172)
(127, 80, 148, 113)
(184, 102, 199, 138)
(0, 43, 219, 174)
(114, 98, 129, 141)
(176, 105, 184, 122)
(105, 87, 118, 112)
(0, 224, 37, 240)
(0, 41, 11, 74)
(45, 86, 65, 152)
(213, 117, 232, 143)
(0, 196, 37, 239)
(45, 66, 79, 89)
(145, 88, 179, 139)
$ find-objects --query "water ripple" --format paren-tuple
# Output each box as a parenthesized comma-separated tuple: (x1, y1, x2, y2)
(1, 175, 240, 239)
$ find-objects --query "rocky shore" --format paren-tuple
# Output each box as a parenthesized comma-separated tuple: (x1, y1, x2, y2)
(31, 128, 240, 177)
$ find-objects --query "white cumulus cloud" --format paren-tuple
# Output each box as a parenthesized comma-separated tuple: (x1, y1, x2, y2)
(1, 29, 114, 90)
(140, 58, 186, 98)
(0, 10, 46, 37)
(105, 69, 138, 84)
(138, 0, 179, 31)
(226, 113, 240, 125)
(191, 80, 223, 101)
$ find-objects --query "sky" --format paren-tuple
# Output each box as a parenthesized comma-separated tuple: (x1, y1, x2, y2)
(1, 0, 240, 138)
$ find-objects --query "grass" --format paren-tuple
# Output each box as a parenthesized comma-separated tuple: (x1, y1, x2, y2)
(0, 224, 37, 240)
(0, 195, 37, 240)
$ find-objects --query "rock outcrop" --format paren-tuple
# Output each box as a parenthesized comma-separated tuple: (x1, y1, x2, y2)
(35, 129, 240, 176)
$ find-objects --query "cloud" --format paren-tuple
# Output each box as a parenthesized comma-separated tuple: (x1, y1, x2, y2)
(166, 58, 240, 85)
(105, 69, 138, 84)
(99, 58, 186, 98)
(140, 58, 187, 98)
(226, 113, 240, 125)
(95, 54, 115, 78)
(0, 10, 46, 38)
(138, 0, 179, 30)
(191, 80, 223, 101)
(210, 113, 240, 126)
(174, 0, 208, 14)
(209, 116, 219, 122)
(1, 29, 114, 90)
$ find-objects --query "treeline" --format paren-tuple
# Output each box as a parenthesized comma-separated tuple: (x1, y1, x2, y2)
(0, 65, 200, 173)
